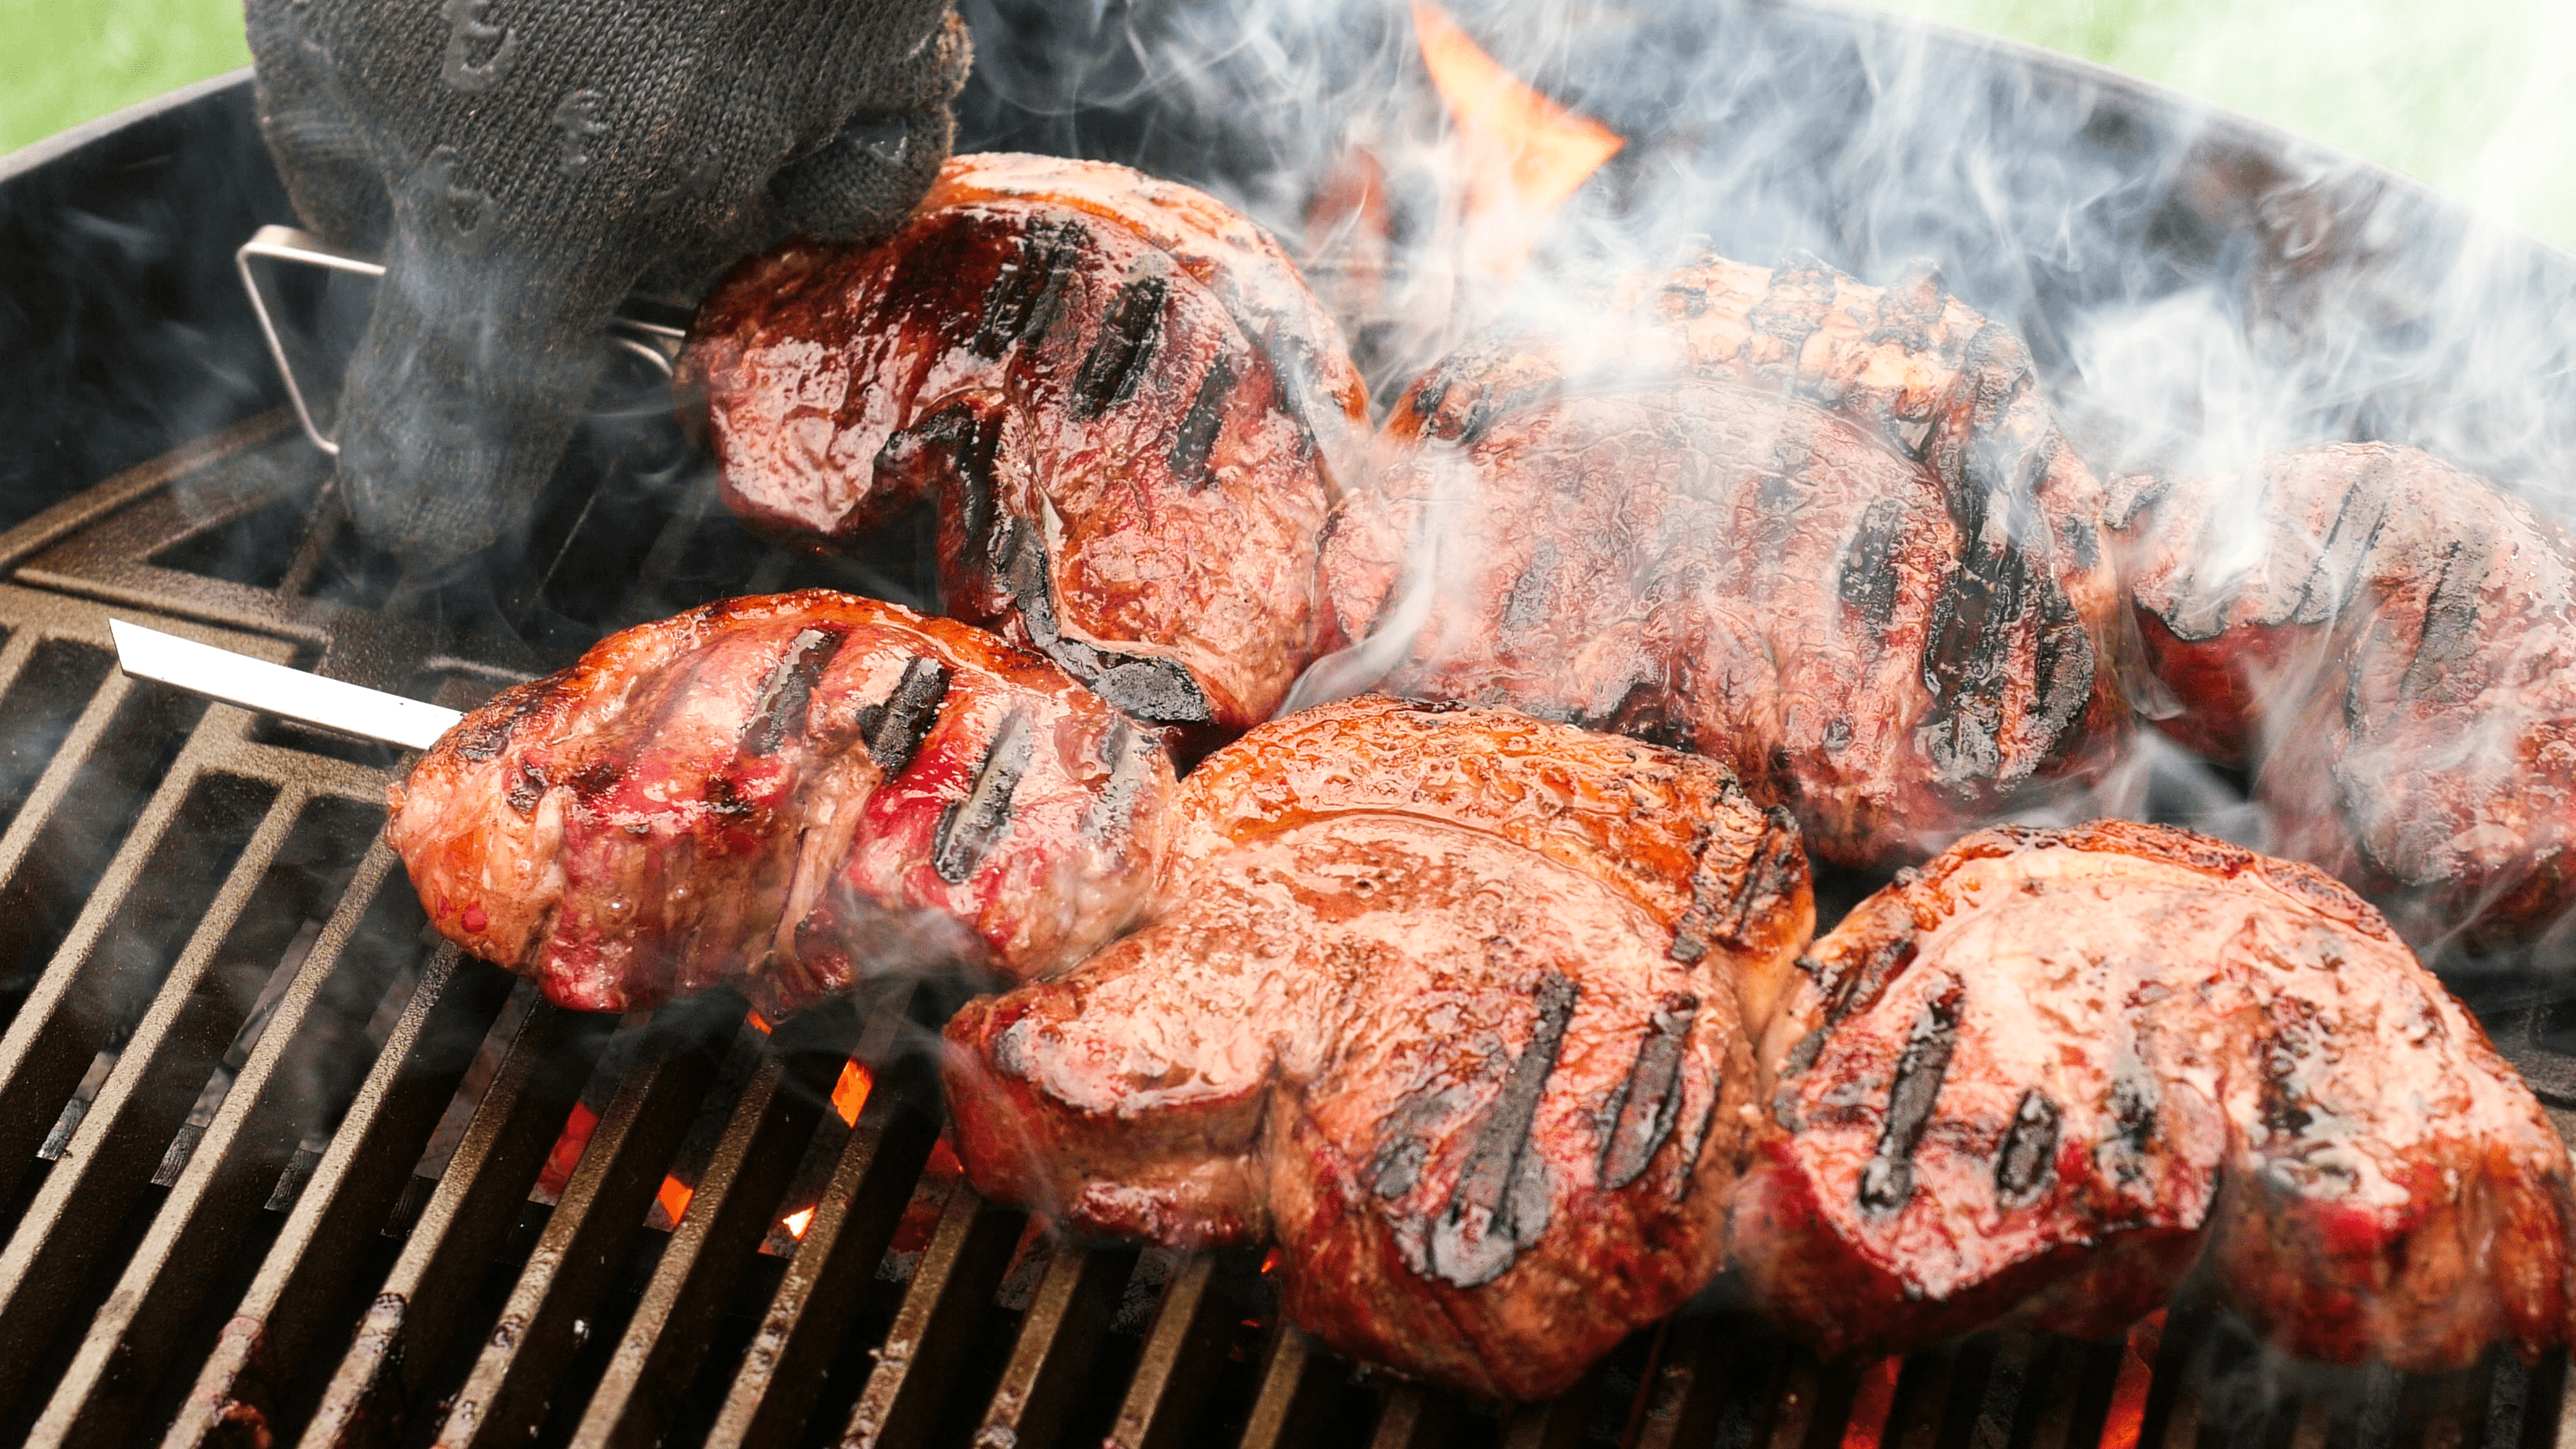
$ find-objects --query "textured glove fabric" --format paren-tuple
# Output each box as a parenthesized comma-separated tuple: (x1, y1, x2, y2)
(246, 0, 971, 568)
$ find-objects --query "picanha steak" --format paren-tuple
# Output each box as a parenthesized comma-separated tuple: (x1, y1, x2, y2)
(1735, 819, 2576, 1371)
(942, 695, 1812, 1400)
(387, 590, 1172, 1016)
(686, 153, 1370, 746)
(2114, 441, 2576, 952)
(1320, 249, 2133, 867)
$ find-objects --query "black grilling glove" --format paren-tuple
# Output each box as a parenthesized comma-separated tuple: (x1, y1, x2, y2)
(245, 0, 972, 568)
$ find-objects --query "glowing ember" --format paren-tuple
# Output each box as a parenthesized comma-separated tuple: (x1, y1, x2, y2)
(783, 1206, 816, 1238)
(657, 1175, 694, 1226)
(831, 1060, 872, 1126)
(1260, 1247, 1280, 1274)
(746, 1009, 773, 1034)
(535, 1102, 601, 1200)
(2097, 1312, 2166, 1449)
(1839, 1356, 1902, 1449)
(1410, 0, 1622, 276)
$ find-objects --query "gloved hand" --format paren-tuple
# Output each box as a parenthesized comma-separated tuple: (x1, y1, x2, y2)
(246, 0, 971, 570)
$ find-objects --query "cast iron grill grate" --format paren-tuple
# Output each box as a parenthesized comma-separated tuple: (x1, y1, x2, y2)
(0, 415, 2566, 1449)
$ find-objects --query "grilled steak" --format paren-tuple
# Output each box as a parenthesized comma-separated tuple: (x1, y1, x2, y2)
(943, 696, 1810, 1400)
(686, 153, 1370, 743)
(1320, 250, 2131, 867)
(1736, 820, 2576, 1371)
(2114, 441, 2576, 950)
(387, 590, 1172, 1016)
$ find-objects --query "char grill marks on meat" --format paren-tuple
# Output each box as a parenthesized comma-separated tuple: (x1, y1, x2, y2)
(2112, 441, 2576, 949)
(685, 153, 1370, 745)
(942, 695, 1812, 1402)
(385, 590, 1174, 1017)
(1734, 819, 2576, 1372)
(1320, 250, 2131, 868)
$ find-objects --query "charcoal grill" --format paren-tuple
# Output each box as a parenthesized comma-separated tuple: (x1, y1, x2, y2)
(6, 1, 2576, 1445)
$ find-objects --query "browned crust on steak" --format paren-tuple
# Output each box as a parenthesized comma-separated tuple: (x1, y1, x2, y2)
(386, 589, 1172, 1016)
(943, 697, 1809, 1400)
(1738, 818, 2576, 1371)
(1321, 250, 2131, 868)
(2114, 441, 2576, 948)
(685, 154, 1366, 739)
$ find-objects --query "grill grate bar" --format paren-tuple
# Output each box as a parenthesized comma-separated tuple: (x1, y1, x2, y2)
(1109, 1250, 1235, 1449)
(1238, 1325, 1338, 1449)
(433, 993, 747, 1448)
(566, 1008, 842, 1449)
(0, 767, 297, 1422)
(1368, 1384, 1454, 1449)
(971, 1240, 1138, 1449)
(299, 997, 618, 1447)
(704, 1001, 939, 1449)
(840, 1179, 1030, 1447)
(1501, 1360, 1605, 1449)
(0, 686, 234, 1184)
(160, 944, 510, 1447)
(30, 834, 402, 1447)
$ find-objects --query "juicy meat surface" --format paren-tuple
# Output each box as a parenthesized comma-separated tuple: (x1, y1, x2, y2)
(1735, 820, 2576, 1371)
(943, 696, 1811, 1400)
(387, 590, 1172, 1016)
(686, 153, 1369, 741)
(1320, 250, 2132, 867)
(2114, 441, 2576, 950)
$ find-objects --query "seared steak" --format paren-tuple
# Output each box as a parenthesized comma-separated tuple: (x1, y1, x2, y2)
(686, 153, 1369, 743)
(2114, 441, 2576, 949)
(1736, 820, 2576, 1371)
(1320, 250, 2132, 867)
(387, 590, 1172, 1016)
(943, 696, 1810, 1400)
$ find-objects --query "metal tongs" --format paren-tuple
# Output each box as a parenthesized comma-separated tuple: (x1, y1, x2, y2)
(108, 619, 462, 752)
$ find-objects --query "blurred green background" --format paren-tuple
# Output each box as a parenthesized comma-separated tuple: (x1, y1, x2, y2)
(5, 0, 2570, 249)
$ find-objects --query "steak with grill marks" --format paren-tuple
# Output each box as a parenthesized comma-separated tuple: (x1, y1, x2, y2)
(685, 153, 1370, 747)
(1319, 250, 2133, 867)
(942, 695, 1810, 1401)
(386, 590, 1172, 1017)
(2112, 441, 2576, 950)
(1734, 820, 2576, 1371)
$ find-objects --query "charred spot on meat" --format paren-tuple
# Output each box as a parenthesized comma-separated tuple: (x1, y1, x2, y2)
(942, 696, 1806, 1402)
(1599, 994, 1699, 1190)
(743, 626, 849, 756)
(856, 655, 950, 774)
(1994, 1087, 2060, 1207)
(1856, 978, 1961, 1216)
(933, 710, 1033, 883)
(1428, 970, 1578, 1288)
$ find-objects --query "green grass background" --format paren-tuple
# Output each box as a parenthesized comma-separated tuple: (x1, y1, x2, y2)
(5, 0, 2570, 248)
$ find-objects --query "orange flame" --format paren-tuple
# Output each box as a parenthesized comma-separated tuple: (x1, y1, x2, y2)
(783, 1206, 816, 1238)
(746, 1010, 773, 1034)
(1838, 1356, 1903, 1449)
(1260, 1247, 1281, 1274)
(2096, 1311, 2166, 1449)
(831, 1061, 873, 1126)
(1411, 0, 1623, 276)
(657, 1174, 695, 1226)
(536, 1102, 601, 1200)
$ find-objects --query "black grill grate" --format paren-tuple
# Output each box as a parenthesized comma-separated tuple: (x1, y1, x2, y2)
(0, 412, 2562, 1449)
